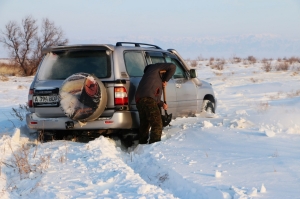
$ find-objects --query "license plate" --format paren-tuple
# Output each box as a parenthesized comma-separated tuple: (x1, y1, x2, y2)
(33, 95, 58, 103)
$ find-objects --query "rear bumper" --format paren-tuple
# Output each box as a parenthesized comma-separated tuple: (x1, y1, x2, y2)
(26, 111, 139, 130)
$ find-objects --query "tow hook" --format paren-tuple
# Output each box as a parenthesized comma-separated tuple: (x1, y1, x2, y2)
(65, 121, 74, 129)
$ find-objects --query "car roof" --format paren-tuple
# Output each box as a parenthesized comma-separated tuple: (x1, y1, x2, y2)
(42, 42, 165, 55)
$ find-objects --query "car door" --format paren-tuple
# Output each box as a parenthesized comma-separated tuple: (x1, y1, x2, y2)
(165, 55, 197, 117)
(123, 51, 146, 109)
(145, 51, 177, 116)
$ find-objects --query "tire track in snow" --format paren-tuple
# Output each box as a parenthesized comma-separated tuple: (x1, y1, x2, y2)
(123, 123, 225, 199)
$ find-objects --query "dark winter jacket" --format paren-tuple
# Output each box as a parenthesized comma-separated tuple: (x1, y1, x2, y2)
(135, 63, 176, 106)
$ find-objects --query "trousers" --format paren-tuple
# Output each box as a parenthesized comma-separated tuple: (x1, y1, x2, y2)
(136, 97, 163, 144)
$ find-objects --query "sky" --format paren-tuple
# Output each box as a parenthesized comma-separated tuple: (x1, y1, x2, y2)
(1, 0, 300, 58)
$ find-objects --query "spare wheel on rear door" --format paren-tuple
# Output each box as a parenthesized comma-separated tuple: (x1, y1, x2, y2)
(59, 73, 107, 122)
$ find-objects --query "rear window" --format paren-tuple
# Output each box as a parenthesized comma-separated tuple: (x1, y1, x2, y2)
(37, 50, 111, 80)
(124, 51, 146, 77)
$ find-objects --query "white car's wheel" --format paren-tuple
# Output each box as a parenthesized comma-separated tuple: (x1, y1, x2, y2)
(59, 73, 107, 122)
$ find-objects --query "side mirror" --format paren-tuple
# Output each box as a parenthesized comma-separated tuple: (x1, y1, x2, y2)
(189, 69, 197, 78)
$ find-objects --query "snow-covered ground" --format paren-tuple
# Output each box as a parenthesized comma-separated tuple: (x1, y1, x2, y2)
(1, 59, 300, 199)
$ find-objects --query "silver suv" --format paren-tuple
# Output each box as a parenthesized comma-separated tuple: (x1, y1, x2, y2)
(26, 42, 217, 135)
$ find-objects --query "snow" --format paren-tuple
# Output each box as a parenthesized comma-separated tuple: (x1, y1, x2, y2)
(1, 60, 300, 198)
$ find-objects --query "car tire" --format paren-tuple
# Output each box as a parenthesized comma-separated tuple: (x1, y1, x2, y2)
(59, 73, 107, 122)
(202, 99, 215, 114)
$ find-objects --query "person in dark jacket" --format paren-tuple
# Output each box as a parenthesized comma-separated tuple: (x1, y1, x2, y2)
(135, 63, 176, 144)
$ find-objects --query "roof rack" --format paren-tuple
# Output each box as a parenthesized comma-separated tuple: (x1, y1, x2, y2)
(42, 44, 115, 54)
(116, 42, 161, 49)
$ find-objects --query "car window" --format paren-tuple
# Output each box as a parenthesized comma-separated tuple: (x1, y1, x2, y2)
(151, 56, 165, 64)
(38, 50, 111, 80)
(146, 51, 166, 64)
(166, 57, 186, 79)
(124, 51, 146, 77)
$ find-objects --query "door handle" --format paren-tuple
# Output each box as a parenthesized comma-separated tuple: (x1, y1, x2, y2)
(176, 84, 181, 88)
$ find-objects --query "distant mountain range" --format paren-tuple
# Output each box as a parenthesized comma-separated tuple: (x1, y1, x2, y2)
(103, 34, 300, 59)
(1, 34, 299, 59)
(153, 35, 298, 59)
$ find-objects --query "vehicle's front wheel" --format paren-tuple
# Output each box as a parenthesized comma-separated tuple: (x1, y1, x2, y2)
(201, 99, 215, 116)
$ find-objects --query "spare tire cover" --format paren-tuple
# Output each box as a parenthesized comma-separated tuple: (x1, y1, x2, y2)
(59, 73, 107, 122)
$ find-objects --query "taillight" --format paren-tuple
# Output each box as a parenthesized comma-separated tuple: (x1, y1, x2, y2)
(114, 87, 128, 105)
(28, 89, 34, 107)
(28, 100, 33, 107)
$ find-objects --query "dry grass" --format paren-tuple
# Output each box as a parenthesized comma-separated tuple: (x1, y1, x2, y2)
(0, 74, 9, 81)
(286, 89, 300, 98)
(261, 58, 272, 72)
(211, 59, 225, 70)
(267, 90, 300, 100)
(7, 142, 50, 179)
(0, 144, 6, 177)
(209, 57, 214, 65)
(11, 104, 29, 122)
(250, 78, 259, 83)
(213, 71, 222, 76)
(257, 101, 270, 113)
(17, 85, 27, 89)
(0, 133, 52, 182)
(268, 91, 283, 100)
(287, 56, 299, 65)
(185, 58, 190, 64)
(190, 60, 197, 67)
(275, 61, 290, 71)
(196, 55, 204, 61)
(58, 154, 66, 163)
(233, 57, 242, 63)
(291, 71, 299, 76)
(183, 56, 298, 73)
(0, 63, 25, 76)
(247, 56, 257, 64)
(242, 59, 248, 65)
(260, 56, 300, 73)
(58, 143, 68, 163)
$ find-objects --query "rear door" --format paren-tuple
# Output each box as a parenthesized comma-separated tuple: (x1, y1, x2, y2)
(33, 49, 113, 118)
(123, 51, 146, 109)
